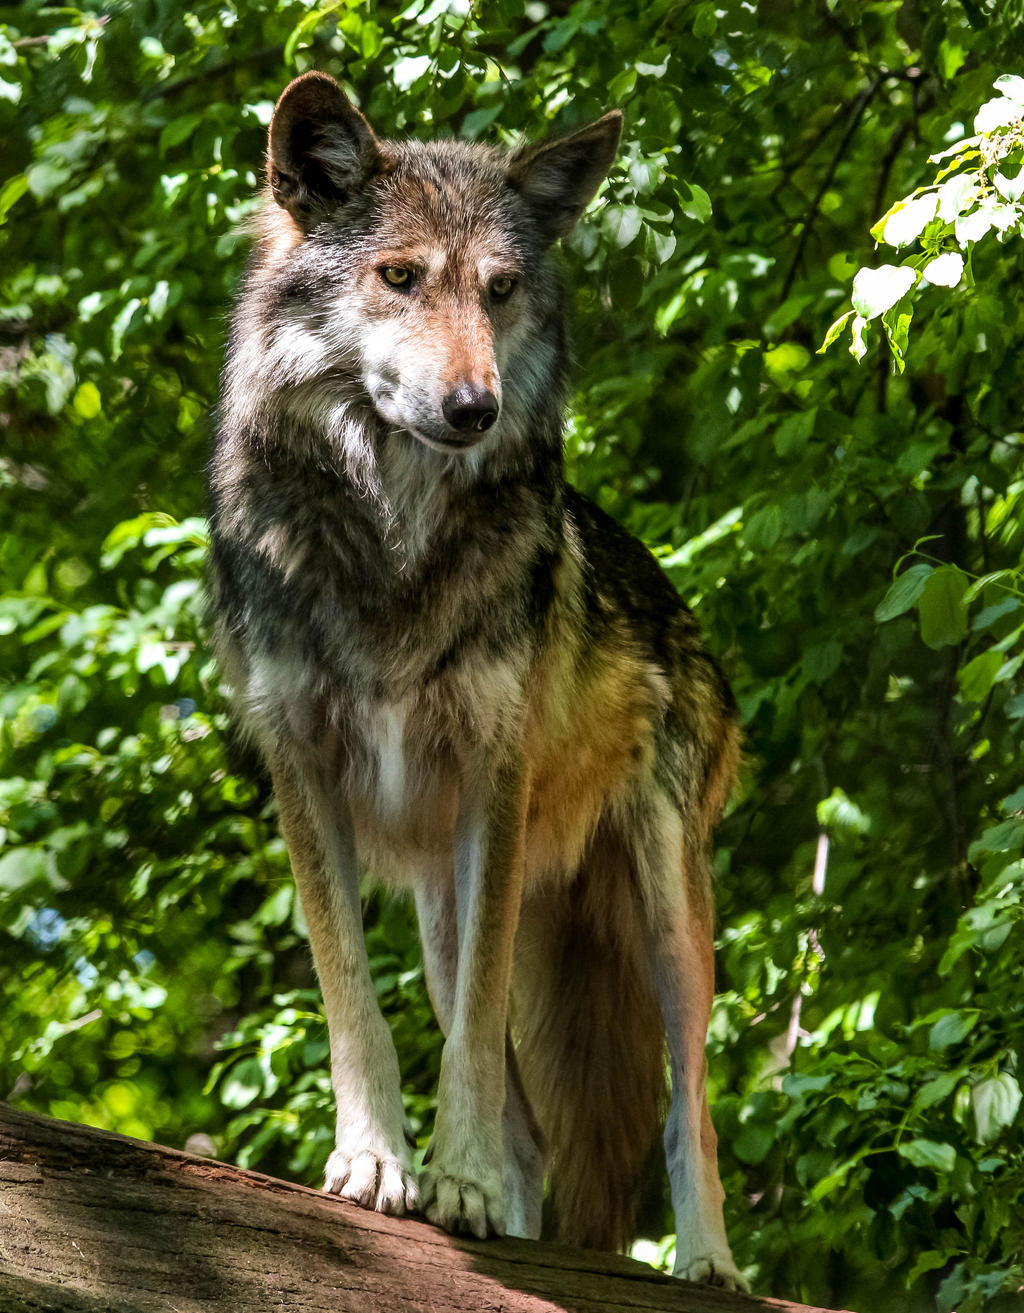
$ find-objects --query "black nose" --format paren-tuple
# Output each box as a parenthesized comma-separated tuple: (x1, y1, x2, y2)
(442, 384, 499, 434)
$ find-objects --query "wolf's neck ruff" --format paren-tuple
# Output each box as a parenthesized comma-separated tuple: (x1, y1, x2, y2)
(218, 304, 566, 565)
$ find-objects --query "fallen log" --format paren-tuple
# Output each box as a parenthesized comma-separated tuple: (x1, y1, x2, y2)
(0, 1103, 850, 1313)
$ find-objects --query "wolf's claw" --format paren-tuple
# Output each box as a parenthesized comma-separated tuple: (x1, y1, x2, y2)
(420, 1163, 505, 1239)
(673, 1253, 749, 1291)
(325, 1147, 419, 1216)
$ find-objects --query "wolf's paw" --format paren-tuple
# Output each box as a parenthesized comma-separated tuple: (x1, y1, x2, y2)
(420, 1161, 505, 1240)
(324, 1147, 419, 1216)
(673, 1252, 749, 1292)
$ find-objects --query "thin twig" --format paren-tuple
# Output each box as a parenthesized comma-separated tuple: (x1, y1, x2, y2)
(779, 77, 883, 302)
(771, 92, 862, 197)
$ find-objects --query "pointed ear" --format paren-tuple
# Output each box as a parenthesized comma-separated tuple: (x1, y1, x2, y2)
(506, 111, 622, 244)
(267, 71, 383, 230)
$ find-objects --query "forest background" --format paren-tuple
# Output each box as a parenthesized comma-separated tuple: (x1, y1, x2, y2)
(2, 2, 1024, 1310)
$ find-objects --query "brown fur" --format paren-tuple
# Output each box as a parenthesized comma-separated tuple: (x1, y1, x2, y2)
(516, 820, 668, 1251)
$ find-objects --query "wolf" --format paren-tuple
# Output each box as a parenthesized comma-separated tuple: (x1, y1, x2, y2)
(208, 70, 745, 1289)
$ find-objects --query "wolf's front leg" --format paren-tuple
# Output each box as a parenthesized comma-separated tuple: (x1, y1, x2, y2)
(420, 750, 528, 1239)
(272, 765, 417, 1216)
(415, 882, 544, 1240)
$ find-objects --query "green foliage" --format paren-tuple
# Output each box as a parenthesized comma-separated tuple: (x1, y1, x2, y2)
(2, 3, 1024, 1311)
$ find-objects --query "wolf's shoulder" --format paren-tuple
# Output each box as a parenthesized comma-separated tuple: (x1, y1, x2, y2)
(564, 484, 687, 622)
(562, 484, 733, 704)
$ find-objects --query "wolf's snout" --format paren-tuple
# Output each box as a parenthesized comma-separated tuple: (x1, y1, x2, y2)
(443, 384, 499, 434)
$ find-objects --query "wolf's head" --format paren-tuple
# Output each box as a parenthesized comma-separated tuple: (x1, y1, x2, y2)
(240, 72, 620, 461)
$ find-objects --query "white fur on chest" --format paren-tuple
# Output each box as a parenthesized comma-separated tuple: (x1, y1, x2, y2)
(357, 700, 410, 819)
(244, 647, 525, 824)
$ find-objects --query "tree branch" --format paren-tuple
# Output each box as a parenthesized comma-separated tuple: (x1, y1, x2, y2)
(0, 1103, 853, 1313)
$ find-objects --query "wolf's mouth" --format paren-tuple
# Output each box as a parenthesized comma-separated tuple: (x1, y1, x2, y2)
(405, 426, 486, 454)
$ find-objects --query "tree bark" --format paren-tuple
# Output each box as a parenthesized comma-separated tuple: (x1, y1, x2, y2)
(0, 1103, 849, 1313)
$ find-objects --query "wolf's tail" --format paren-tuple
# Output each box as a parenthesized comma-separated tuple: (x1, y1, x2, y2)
(514, 831, 667, 1252)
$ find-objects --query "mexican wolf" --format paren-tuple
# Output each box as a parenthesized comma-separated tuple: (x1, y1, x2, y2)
(208, 70, 745, 1289)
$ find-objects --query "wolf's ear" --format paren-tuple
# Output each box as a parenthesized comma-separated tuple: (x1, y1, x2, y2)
(268, 71, 382, 229)
(506, 111, 622, 244)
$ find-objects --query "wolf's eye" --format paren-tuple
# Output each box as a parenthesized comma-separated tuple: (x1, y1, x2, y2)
(382, 266, 413, 289)
(490, 275, 516, 301)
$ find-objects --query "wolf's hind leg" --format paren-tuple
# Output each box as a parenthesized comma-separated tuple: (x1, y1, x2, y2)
(641, 830, 746, 1291)
(415, 881, 544, 1240)
(272, 764, 417, 1216)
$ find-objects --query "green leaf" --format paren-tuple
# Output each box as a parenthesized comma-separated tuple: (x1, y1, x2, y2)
(773, 408, 817, 456)
(881, 293, 914, 372)
(819, 310, 853, 353)
(958, 649, 1003, 702)
(913, 1070, 964, 1112)
(744, 503, 783, 552)
(875, 563, 933, 623)
(763, 343, 810, 377)
(972, 1073, 1022, 1144)
(26, 160, 73, 201)
(0, 847, 53, 892)
(964, 569, 1018, 604)
(221, 1058, 264, 1109)
(284, 6, 337, 65)
(734, 1122, 774, 1164)
(460, 104, 502, 139)
(817, 787, 870, 836)
(1001, 787, 1024, 815)
(159, 114, 203, 152)
(802, 639, 842, 684)
(678, 181, 711, 223)
(101, 512, 177, 569)
(917, 567, 969, 649)
(907, 1251, 953, 1286)
(808, 1155, 863, 1201)
(0, 172, 29, 223)
(604, 205, 643, 248)
(969, 819, 1024, 859)
(73, 382, 102, 420)
(898, 1139, 956, 1173)
(691, 2, 717, 37)
(929, 1010, 979, 1050)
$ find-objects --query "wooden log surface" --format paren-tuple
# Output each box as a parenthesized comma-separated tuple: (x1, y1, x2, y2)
(0, 1103, 851, 1313)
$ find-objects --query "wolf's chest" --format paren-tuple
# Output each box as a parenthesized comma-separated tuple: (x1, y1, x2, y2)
(350, 699, 415, 820)
(340, 664, 521, 880)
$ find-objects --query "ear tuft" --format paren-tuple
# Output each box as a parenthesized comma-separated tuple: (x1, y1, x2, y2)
(506, 111, 622, 245)
(268, 72, 382, 230)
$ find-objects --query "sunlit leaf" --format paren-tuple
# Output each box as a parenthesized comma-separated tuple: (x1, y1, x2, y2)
(922, 252, 964, 288)
(852, 265, 918, 320)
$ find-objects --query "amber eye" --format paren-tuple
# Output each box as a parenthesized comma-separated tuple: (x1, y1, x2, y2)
(490, 275, 516, 301)
(382, 266, 413, 289)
